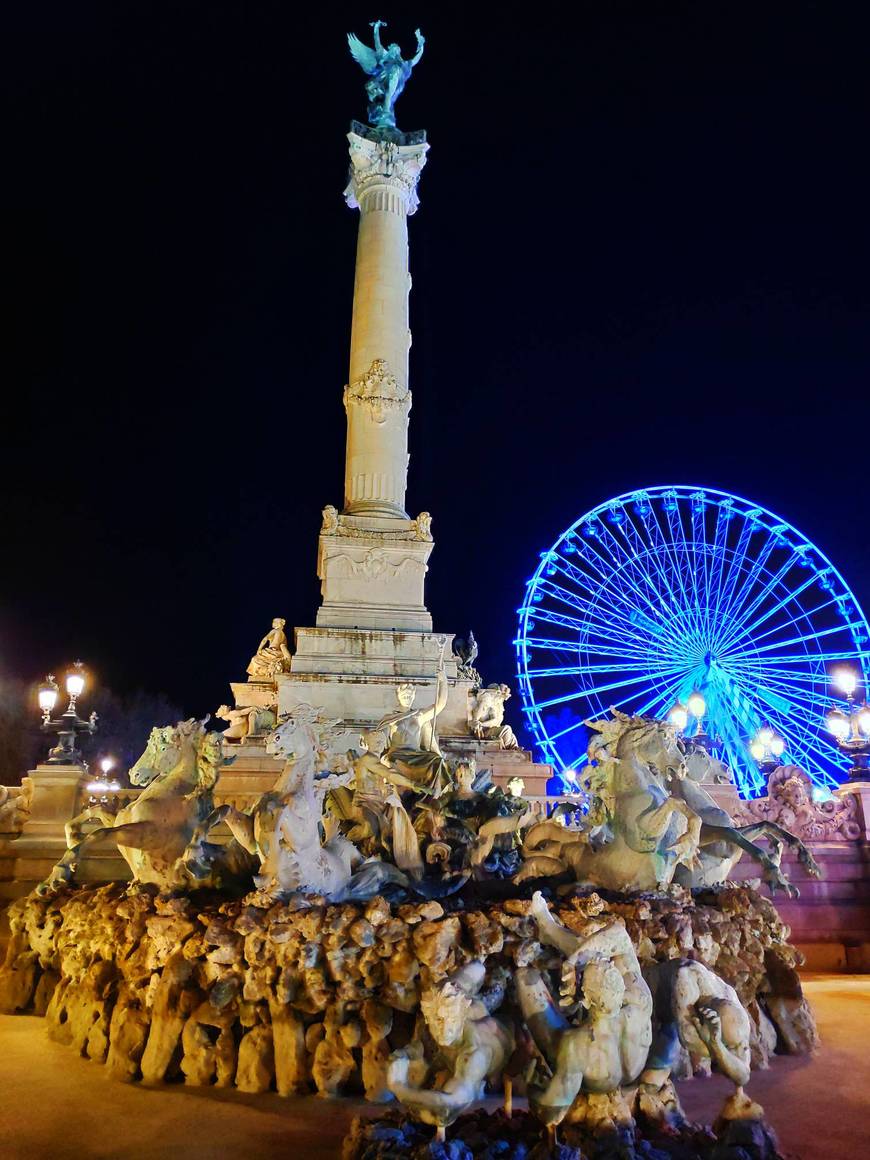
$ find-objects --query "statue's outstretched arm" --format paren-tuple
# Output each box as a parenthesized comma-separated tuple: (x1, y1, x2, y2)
(515, 967, 569, 1069)
(434, 663, 449, 716)
(371, 19, 385, 55)
(695, 1006, 751, 1087)
(530, 891, 633, 965)
(532, 1054, 584, 1122)
(411, 29, 425, 65)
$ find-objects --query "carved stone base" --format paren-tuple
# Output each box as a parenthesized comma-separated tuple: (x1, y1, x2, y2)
(317, 512, 434, 632)
(279, 629, 475, 737)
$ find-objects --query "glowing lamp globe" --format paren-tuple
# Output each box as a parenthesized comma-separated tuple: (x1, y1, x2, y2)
(66, 670, 85, 698)
(834, 668, 859, 697)
(668, 704, 688, 731)
(769, 735, 785, 757)
(38, 682, 58, 715)
(687, 692, 706, 718)
(100, 756, 115, 775)
(825, 711, 850, 741)
(749, 741, 766, 762)
(857, 709, 870, 738)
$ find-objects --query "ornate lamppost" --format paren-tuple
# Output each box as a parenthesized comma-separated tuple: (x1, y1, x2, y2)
(824, 667, 870, 782)
(38, 662, 98, 765)
(667, 691, 712, 747)
(85, 756, 121, 810)
(749, 726, 786, 777)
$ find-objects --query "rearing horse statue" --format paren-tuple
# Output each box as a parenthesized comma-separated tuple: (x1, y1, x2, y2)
(40, 719, 252, 894)
(517, 714, 702, 891)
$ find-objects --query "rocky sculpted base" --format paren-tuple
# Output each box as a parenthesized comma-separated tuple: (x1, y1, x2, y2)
(0, 883, 817, 1098)
(343, 1105, 783, 1160)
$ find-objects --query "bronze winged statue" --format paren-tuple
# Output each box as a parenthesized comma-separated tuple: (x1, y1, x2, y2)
(347, 20, 424, 130)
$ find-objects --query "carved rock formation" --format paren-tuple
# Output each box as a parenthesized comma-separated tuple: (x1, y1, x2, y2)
(0, 883, 816, 1094)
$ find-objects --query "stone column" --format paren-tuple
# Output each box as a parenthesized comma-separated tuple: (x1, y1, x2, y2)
(343, 128, 428, 518)
(10, 764, 84, 887)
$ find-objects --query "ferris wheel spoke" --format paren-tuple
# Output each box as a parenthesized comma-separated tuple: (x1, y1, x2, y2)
(532, 667, 687, 711)
(657, 506, 707, 641)
(600, 518, 687, 629)
(642, 503, 705, 630)
(591, 542, 695, 646)
(721, 595, 851, 658)
(525, 657, 694, 680)
(723, 665, 833, 707)
(717, 541, 792, 643)
(716, 559, 816, 655)
(536, 576, 639, 632)
(730, 649, 865, 671)
(631, 517, 700, 631)
(713, 513, 765, 626)
(748, 622, 856, 657)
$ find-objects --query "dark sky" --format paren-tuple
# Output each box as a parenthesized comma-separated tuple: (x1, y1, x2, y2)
(3, 2, 870, 738)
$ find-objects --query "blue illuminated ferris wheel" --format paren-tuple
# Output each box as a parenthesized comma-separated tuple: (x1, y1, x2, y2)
(515, 486, 870, 797)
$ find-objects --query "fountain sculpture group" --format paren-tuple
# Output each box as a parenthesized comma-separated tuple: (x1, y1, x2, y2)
(1, 700, 819, 1158)
(0, 26, 827, 1160)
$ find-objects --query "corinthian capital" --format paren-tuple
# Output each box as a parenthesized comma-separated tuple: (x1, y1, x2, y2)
(344, 133, 429, 215)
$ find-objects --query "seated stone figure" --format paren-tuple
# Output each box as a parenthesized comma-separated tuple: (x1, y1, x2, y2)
(469, 683, 519, 749)
(246, 618, 292, 681)
(376, 642, 451, 797)
(387, 961, 514, 1138)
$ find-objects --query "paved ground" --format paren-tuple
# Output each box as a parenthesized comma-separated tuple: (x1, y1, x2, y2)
(0, 976, 866, 1159)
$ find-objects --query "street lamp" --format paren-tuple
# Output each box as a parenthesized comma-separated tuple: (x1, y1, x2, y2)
(824, 667, 870, 781)
(749, 726, 786, 776)
(38, 661, 98, 765)
(86, 756, 121, 810)
(667, 691, 714, 747)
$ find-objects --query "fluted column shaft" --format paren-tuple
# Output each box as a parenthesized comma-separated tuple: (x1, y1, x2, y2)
(342, 131, 428, 517)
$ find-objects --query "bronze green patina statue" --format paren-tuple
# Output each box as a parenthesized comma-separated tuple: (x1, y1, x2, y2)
(348, 20, 424, 130)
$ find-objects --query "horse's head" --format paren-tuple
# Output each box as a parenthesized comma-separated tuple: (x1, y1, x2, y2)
(628, 720, 686, 783)
(129, 724, 183, 786)
(195, 729, 225, 789)
(586, 710, 686, 789)
(683, 742, 731, 785)
(267, 704, 340, 771)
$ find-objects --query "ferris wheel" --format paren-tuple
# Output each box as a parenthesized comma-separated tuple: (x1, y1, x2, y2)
(515, 486, 870, 797)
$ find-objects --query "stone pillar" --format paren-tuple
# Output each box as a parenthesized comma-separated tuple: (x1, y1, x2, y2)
(343, 127, 428, 518)
(10, 764, 84, 887)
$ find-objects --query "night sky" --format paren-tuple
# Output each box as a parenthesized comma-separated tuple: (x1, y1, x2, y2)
(4, 3, 870, 744)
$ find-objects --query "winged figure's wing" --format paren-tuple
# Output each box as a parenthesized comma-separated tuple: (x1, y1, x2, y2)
(347, 32, 379, 75)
